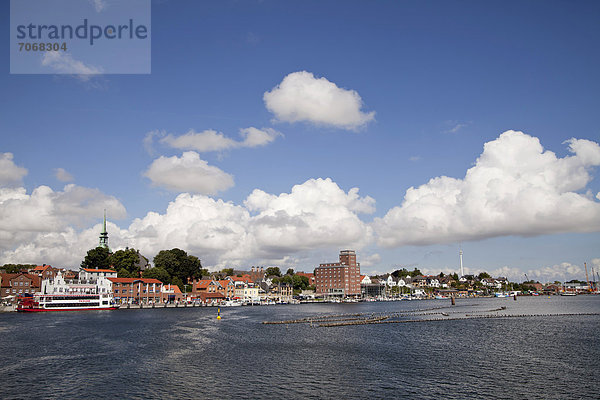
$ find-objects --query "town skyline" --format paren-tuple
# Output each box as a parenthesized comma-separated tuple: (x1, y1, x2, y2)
(2, 1, 600, 282)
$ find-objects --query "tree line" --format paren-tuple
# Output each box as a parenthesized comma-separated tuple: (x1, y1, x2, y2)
(81, 247, 207, 291)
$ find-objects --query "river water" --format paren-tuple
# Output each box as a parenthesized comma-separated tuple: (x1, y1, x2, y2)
(1, 296, 599, 399)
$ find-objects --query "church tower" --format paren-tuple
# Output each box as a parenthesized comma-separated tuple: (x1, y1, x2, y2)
(99, 209, 109, 250)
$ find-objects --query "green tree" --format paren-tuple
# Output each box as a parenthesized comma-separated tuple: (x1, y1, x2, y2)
(221, 268, 234, 276)
(410, 268, 422, 277)
(81, 247, 111, 269)
(392, 268, 410, 278)
(292, 275, 309, 290)
(117, 268, 132, 278)
(110, 248, 141, 276)
(266, 267, 281, 277)
(478, 272, 491, 280)
(279, 275, 293, 285)
(153, 248, 203, 284)
(286, 268, 295, 276)
(143, 267, 171, 283)
(1, 264, 36, 273)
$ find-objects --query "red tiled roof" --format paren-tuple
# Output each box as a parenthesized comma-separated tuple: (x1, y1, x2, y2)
(32, 265, 50, 271)
(83, 268, 117, 273)
(218, 280, 234, 287)
(107, 278, 162, 284)
(195, 279, 214, 289)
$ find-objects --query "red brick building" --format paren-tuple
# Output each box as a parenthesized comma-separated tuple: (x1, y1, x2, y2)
(1, 273, 41, 298)
(30, 265, 60, 280)
(217, 280, 235, 299)
(108, 277, 169, 304)
(190, 279, 226, 304)
(314, 250, 361, 297)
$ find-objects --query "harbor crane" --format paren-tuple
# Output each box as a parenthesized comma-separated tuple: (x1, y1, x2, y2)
(584, 262, 591, 293)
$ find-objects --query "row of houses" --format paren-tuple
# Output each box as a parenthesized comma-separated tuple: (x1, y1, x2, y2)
(361, 274, 508, 290)
(189, 275, 293, 304)
(1, 265, 297, 305)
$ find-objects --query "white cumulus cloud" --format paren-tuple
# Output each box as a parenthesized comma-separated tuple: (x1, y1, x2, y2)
(264, 71, 375, 130)
(143, 151, 234, 195)
(160, 127, 282, 153)
(42, 52, 103, 80)
(374, 130, 600, 247)
(526, 262, 584, 283)
(54, 167, 74, 182)
(1, 177, 374, 268)
(245, 178, 375, 255)
(0, 184, 126, 256)
(0, 153, 28, 186)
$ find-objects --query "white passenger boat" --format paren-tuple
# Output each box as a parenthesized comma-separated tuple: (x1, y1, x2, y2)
(17, 270, 116, 312)
(17, 292, 116, 312)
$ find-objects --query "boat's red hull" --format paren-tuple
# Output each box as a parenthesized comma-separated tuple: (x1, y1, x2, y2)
(17, 307, 117, 312)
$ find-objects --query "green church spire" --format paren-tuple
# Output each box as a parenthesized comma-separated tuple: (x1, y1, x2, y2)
(99, 209, 109, 249)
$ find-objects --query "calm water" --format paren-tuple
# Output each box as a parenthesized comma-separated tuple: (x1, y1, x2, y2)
(1, 296, 599, 399)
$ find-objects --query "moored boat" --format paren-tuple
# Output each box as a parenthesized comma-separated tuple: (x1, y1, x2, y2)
(17, 270, 117, 312)
(17, 292, 116, 312)
(560, 291, 577, 296)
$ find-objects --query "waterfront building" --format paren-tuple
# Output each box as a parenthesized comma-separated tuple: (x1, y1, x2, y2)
(314, 250, 361, 298)
(397, 276, 412, 288)
(107, 278, 185, 304)
(79, 268, 117, 295)
(544, 283, 562, 294)
(0, 273, 41, 298)
(191, 279, 220, 295)
(563, 282, 590, 293)
(385, 275, 396, 287)
(233, 281, 245, 299)
(217, 279, 236, 299)
(361, 280, 384, 298)
(190, 279, 226, 304)
(41, 268, 115, 296)
(243, 283, 260, 302)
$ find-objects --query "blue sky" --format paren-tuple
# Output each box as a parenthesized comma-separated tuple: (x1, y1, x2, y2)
(2, 0, 600, 282)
